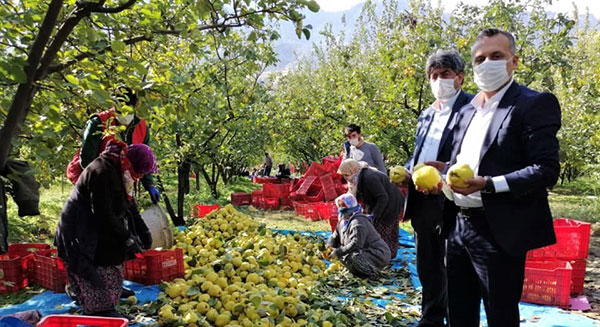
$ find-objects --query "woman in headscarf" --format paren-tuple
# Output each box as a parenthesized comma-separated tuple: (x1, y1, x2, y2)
(327, 193, 391, 279)
(55, 141, 157, 320)
(337, 158, 404, 258)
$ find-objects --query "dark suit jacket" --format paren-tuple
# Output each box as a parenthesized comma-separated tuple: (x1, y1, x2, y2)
(404, 90, 473, 232)
(445, 82, 561, 256)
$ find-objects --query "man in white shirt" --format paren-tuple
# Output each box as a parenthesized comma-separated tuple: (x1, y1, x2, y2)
(429, 28, 561, 327)
(403, 50, 473, 327)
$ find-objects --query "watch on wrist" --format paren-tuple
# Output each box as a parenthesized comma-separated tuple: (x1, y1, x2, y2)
(482, 176, 495, 194)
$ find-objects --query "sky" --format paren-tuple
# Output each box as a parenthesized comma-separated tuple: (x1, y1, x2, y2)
(316, 0, 600, 18)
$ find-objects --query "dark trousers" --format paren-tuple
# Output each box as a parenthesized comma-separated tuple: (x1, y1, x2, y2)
(413, 226, 447, 327)
(264, 165, 271, 176)
(446, 211, 526, 327)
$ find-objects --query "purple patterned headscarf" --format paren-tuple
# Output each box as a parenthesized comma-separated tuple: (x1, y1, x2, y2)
(126, 144, 158, 175)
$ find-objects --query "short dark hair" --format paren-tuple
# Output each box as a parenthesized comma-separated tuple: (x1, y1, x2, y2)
(472, 28, 516, 55)
(426, 49, 465, 77)
(344, 124, 361, 136)
(265, 152, 269, 156)
(115, 86, 138, 107)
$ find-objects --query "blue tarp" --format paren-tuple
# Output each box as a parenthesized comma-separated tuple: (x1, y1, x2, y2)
(1, 228, 597, 327)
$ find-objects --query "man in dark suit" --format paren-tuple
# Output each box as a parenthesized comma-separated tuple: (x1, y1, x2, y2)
(403, 49, 473, 327)
(436, 28, 561, 327)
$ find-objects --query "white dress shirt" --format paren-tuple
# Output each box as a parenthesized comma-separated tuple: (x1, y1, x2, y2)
(453, 80, 514, 208)
(416, 90, 461, 165)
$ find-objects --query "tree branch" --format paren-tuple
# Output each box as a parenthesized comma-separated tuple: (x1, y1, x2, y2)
(89, 0, 137, 13)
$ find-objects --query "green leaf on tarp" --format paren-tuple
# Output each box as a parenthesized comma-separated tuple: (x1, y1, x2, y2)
(187, 286, 200, 296)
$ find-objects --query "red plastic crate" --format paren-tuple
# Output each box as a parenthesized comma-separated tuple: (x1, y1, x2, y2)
(329, 216, 339, 232)
(191, 204, 220, 218)
(231, 192, 251, 206)
(526, 218, 590, 260)
(317, 202, 337, 220)
(251, 190, 264, 208)
(290, 178, 304, 193)
(123, 249, 184, 285)
(280, 197, 293, 209)
(0, 253, 29, 293)
(521, 260, 572, 308)
(306, 189, 324, 202)
(263, 183, 290, 198)
(262, 197, 280, 210)
(32, 249, 67, 293)
(37, 315, 128, 327)
(322, 155, 342, 168)
(8, 243, 50, 257)
(293, 202, 320, 221)
(254, 177, 276, 184)
(570, 259, 586, 295)
(319, 174, 338, 201)
(335, 183, 348, 196)
(296, 176, 318, 196)
(305, 162, 327, 177)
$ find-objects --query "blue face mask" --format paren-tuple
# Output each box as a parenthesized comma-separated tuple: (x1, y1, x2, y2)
(338, 205, 362, 219)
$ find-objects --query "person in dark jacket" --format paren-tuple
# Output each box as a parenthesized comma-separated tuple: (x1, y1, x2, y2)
(338, 159, 404, 258)
(55, 141, 156, 320)
(276, 163, 290, 180)
(327, 193, 391, 279)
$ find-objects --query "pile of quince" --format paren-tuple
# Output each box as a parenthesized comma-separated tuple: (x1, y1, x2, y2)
(158, 205, 341, 327)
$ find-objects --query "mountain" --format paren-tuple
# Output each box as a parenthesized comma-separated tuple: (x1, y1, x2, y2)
(269, 1, 372, 71)
(268, 1, 598, 72)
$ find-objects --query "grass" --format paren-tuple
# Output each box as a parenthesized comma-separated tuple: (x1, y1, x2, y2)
(549, 176, 600, 223)
(549, 193, 600, 223)
(5, 175, 598, 245)
(6, 180, 71, 244)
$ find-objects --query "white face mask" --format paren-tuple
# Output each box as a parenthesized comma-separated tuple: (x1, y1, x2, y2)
(348, 137, 360, 146)
(430, 78, 457, 101)
(116, 113, 134, 125)
(473, 59, 511, 92)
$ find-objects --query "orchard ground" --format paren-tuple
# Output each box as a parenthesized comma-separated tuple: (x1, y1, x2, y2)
(2, 176, 599, 320)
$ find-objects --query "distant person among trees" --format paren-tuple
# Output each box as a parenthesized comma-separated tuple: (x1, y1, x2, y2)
(276, 163, 291, 180)
(250, 168, 258, 179)
(263, 152, 273, 176)
(326, 193, 391, 279)
(66, 87, 160, 204)
(342, 124, 387, 174)
(56, 142, 156, 320)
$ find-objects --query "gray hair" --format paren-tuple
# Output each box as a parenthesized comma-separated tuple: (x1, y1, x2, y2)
(471, 28, 516, 55)
(425, 49, 465, 78)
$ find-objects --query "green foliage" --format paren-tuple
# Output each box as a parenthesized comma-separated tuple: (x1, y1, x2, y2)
(265, 0, 598, 176)
(0, 0, 317, 219)
(5, 179, 70, 243)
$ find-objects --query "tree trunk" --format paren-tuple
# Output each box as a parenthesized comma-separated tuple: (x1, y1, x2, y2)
(195, 166, 200, 191)
(176, 133, 186, 222)
(199, 165, 219, 199)
(156, 175, 183, 226)
(0, 0, 64, 171)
